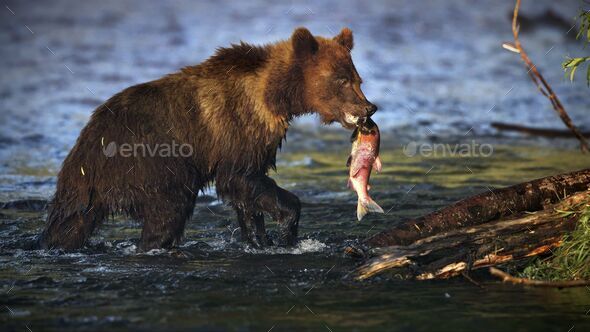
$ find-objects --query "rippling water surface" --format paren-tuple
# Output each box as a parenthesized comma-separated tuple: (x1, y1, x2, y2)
(2, 145, 590, 331)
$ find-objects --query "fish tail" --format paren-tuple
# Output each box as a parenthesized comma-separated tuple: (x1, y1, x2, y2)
(357, 200, 367, 221)
(357, 197, 384, 221)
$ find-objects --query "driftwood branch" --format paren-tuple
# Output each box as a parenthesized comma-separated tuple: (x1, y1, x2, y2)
(354, 168, 590, 280)
(489, 267, 590, 288)
(355, 190, 589, 280)
(507, 0, 590, 152)
(492, 122, 590, 138)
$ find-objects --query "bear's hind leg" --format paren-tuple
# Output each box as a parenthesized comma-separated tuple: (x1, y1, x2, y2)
(137, 189, 196, 251)
(39, 193, 106, 250)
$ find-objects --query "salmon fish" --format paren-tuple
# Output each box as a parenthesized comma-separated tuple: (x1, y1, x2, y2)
(347, 118, 384, 221)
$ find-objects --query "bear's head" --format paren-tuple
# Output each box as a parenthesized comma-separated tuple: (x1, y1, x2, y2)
(292, 27, 377, 130)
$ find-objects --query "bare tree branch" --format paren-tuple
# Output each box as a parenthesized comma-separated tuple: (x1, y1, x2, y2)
(510, 0, 590, 152)
(490, 267, 590, 288)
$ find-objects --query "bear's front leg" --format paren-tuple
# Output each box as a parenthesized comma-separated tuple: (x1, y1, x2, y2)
(219, 174, 301, 246)
(233, 205, 272, 248)
(259, 184, 300, 246)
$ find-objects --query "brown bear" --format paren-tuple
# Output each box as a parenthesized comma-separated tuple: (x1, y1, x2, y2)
(38, 27, 377, 251)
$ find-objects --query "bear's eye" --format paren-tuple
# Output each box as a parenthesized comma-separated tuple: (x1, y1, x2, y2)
(337, 78, 350, 87)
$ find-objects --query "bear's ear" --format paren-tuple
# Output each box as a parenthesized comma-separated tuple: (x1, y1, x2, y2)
(292, 27, 318, 59)
(334, 27, 353, 51)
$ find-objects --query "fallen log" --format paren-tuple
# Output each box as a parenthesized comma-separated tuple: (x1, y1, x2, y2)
(366, 168, 590, 247)
(355, 190, 589, 280)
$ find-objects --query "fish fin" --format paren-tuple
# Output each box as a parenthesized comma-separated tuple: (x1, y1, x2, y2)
(346, 155, 352, 167)
(357, 200, 368, 221)
(365, 197, 384, 213)
(367, 184, 371, 191)
(357, 197, 384, 221)
(350, 163, 362, 177)
(373, 156, 382, 173)
(364, 198, 384, 214)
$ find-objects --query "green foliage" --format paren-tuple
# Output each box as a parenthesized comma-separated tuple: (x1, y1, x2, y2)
(562, 9, 590, 85)
(520, 197, 590, 281)
(563, 56, 590, 83)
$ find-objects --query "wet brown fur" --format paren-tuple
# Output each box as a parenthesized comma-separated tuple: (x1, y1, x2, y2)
(39, 27, 376, 250)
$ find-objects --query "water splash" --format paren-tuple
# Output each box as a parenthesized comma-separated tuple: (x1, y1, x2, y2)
(244, 238, 328, 255)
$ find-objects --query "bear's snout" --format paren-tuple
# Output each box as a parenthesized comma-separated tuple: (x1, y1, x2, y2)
(365, 103, 378, 117)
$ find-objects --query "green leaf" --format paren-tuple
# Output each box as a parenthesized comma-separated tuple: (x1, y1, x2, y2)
(563, 9, 590, 86)
(570, 65, 578, 82)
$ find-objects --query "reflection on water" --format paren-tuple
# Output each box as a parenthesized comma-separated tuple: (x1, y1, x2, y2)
(2, 145, 590, 331)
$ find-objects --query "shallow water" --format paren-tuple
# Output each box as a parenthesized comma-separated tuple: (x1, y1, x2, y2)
(2, 145, 590, 331)
(2, 0, 590, 330)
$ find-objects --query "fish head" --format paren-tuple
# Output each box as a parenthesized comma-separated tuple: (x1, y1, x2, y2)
(350, 117, 380, 160)
(351, 117, 379, 141)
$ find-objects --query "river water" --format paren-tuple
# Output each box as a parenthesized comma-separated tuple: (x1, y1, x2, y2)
(1, 0, 590, 331)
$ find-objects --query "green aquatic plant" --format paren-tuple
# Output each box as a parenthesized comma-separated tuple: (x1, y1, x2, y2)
(563, 9, 590, 85)
(521, 196, 590, 281)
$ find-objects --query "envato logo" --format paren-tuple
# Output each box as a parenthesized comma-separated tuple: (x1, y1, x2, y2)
(102, 141, 193, 158)
(402, 140, 494, 158)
